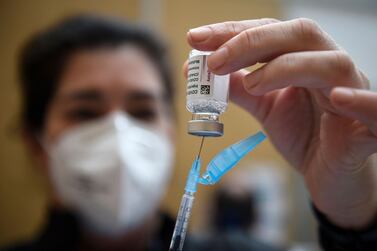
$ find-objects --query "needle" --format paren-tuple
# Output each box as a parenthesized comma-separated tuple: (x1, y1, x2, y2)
(197, 136, 205, 159)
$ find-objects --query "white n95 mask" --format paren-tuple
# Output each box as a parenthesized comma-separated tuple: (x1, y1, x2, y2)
(47, 112, 173, 235)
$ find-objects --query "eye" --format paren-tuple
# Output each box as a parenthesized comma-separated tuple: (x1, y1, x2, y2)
(128, 108, 158, 122)
(66, 108, 102, 122)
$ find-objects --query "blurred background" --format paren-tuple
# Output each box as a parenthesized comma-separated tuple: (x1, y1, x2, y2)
(0, 0, 376, 250)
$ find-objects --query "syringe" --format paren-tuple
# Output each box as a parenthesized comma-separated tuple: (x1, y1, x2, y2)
(168, 131, 266, 251)
(169, 137, 204, 251)
(168, 190, 195, 251)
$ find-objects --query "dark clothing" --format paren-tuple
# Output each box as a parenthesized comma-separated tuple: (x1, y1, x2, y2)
(313, 205, 377, 251)
(4, 210, 174, 251)
(185, 232, 283, 251)
(4, 207, 377, 251)
(3, 209, 282, 251)
(4, 210, 81, 251)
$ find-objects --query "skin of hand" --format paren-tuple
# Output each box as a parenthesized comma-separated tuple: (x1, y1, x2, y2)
(186, 18, 377, 229)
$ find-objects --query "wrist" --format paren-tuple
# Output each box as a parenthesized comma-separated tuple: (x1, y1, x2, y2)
(312, 203, 377, 250)
(316, 195, 377, 230)
(308, 155, 377, 229)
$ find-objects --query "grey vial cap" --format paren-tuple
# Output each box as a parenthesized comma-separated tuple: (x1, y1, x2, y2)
(187, 113, 224, 137)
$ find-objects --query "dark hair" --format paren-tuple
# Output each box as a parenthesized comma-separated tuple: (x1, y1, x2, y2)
(19, 14, 174, 133)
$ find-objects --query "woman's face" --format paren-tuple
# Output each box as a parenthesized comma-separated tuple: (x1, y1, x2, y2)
(32, 45, 175, 235)
(43, 45, 173, 145)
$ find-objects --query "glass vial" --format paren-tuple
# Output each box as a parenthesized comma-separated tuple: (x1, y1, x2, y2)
(186, 49, 230, 137)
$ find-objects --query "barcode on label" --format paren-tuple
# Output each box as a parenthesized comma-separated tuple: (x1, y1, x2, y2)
(200, 85, 211, 95)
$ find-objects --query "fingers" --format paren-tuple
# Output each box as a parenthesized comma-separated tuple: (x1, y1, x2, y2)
(187, 18, 280, 51)
(228, 70, 268, 120)
(205, 18, 338, 75)
(182, 60, 188, 78)
(242, 50, 365, 96)
(330, 87, 377, 137)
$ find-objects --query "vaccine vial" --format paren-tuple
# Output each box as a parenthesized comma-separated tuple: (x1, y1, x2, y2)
(186, 49, 230, 137)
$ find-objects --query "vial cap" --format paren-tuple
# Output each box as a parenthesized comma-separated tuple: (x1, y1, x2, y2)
(187, 119, 223, 137)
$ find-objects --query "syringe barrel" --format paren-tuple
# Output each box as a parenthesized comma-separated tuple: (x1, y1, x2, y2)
(169, 191, 195, 251)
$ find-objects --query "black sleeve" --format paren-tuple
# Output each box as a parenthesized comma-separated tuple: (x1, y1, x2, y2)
(312, 204, 377, 251)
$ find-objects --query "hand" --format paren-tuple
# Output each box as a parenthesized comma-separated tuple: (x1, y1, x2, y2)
(187, 18, 377, 229)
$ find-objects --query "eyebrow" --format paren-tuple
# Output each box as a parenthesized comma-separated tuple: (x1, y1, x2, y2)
(58, 89, 104, 102)
(57, 88, 161, 103)
(126, 91, 160, 103)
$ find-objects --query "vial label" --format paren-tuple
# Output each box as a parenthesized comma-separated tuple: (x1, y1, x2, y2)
(187, 55, 214, 97)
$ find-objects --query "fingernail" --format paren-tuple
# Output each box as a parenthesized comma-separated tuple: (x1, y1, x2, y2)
(333, 87, 355, 105)
(244, 70, 263, 92)
(208, 47, 228, 70)
(188, 27, 212, 43)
